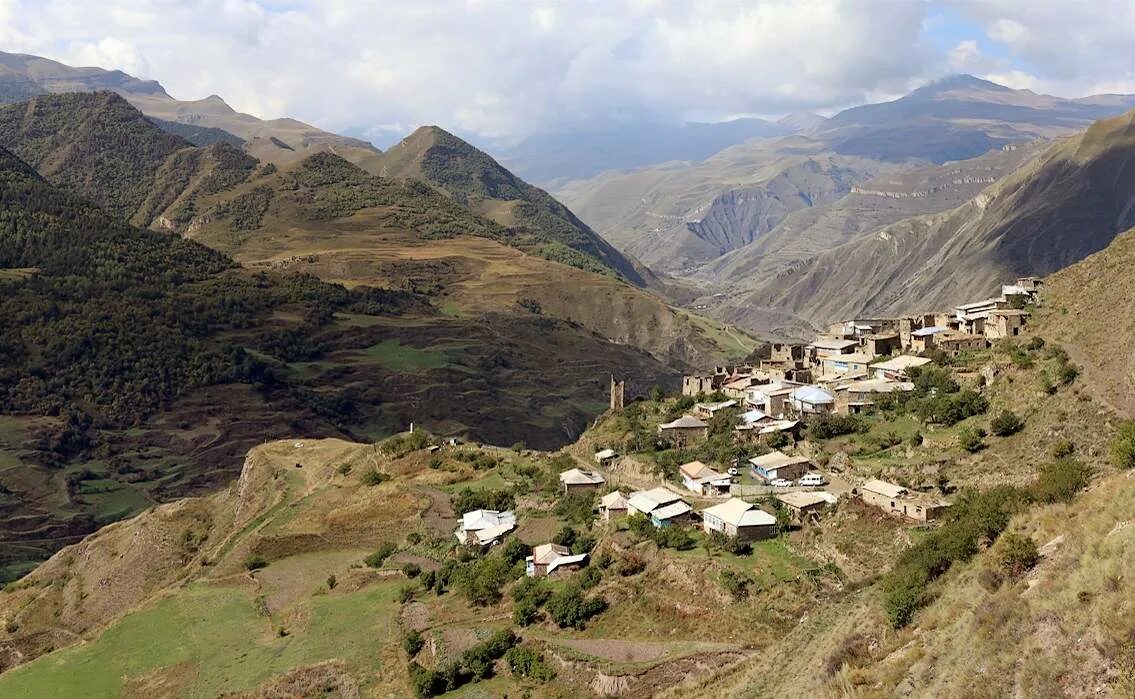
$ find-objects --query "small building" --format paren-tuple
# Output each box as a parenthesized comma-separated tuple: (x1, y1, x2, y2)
(984, 309, 1029, 340)
(694, 399, 738, 419)
(702, 498, 777, 541)
(598, 491, 629, 521)
(657, 415, 709, 446)
(810, 337, 860, 360)
(863, 332, 902, 358)
(749, 450, 811, 482)
(526, 543, 588, 577)
(908, 326, 948, 353)
(594, 448, 618, 465)
(871, 355, 932, 380)
(819, 352, 874, 378)
(678, 460, 732, 497)
(682, 375, 716, 397)
(650, 501, 693, 527)
(627, 487, 692, 527)
(745, 382, 800, 417)
(936, 331, 988, 356)
(722, 376, 761, 400)
(455, 509, 517, 546)
(759, 420, 802, 444)
(740, 409, 770, 425)
(859, 479, 948, 522)
(776, 491, 837, 520)
(789, 385, 836, 415)
(835, 378, 914, 415)
(559, 468, 606, 493)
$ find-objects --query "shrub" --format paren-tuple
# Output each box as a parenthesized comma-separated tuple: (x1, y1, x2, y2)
(617, 553, 646, 576)
(244, 554, 268, 571)
(506, 645, 556, 681)
(361, 469, 388, 486)
(994, 532, 1039, 577)
(403, 630, 425, 656)
(766, 431, 791, 449)
(456, 556, 517, 606)
(1025, 336, 1046, 351)
(1031, 458, 1092, 504)
(882, 485, 1028, 628)
(719, 569, 752, 601)
(398, 584, 417, 604)
(989, 410, 1024, 437)
(578, 566, 603, 590)
(502, 538, 529, 566)
(823, 633, 870, 677)
(806, 413, 867, 440)
(1049, 439, 1075, 459)
(908, 431, 924, 447)
(365, 541, 397, 568)
(452, 488, 514, 515)
(546, 586, 607, 629)
(402, 563, 422, 578)
(1111, 421, 1135, 470)
(554, 491, 596, 525)
(918, 390, 988, 425)
(958, 425, 986, 452)
(337, 463, 352, 476)
(910, 364, 959, 394)
(326, 574, 337, 590)
(428, 457, 443, 470)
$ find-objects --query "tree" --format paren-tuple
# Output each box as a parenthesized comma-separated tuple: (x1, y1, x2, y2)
(719, 569, 752, 601)
(994, 532, 1039, 577)
(1111, 421, 1135, 470)
(365, 541, 397, 568)
(958, 425, 986, 452)
(545, 586, 607, 629)
(403, 630, 425, 656)
(506, 645, 556, 681)
(502, 538, 529, 565)
(989, 410, 1024, 437)
(456, 556, 516, 606)
(650, 385, 665, 402)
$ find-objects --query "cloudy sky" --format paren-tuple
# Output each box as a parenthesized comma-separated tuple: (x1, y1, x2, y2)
(3, 0, 1134, 146)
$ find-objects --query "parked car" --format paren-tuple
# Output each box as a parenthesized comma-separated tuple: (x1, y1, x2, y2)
(728, 466, 739, 476)
(798, 473, 827, 487)
(769, 478, 793, 488)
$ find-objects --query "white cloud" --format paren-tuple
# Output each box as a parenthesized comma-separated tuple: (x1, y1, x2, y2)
(3, 0, 1135, 145)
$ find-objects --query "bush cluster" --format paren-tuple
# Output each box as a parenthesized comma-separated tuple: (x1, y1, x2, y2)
(408, 629, 518, 697)
(882, 457, 1092, 627)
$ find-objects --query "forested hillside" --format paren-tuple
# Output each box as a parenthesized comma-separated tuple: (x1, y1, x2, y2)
(0, 142, 682, 581)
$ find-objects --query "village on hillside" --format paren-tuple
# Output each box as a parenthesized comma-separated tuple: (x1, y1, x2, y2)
(455, 277, 1044, 573)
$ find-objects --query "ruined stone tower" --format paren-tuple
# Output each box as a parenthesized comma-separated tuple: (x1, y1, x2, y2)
(609, 375, 625, 411)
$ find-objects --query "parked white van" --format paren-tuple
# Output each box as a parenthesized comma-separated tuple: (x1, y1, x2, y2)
(798, 473, 827, 487)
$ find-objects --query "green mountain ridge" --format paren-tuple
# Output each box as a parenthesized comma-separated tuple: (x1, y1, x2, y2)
(373, 125, 648, 284)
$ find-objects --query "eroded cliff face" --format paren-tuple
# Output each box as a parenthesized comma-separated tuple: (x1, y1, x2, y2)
(684, 158, 864, 256)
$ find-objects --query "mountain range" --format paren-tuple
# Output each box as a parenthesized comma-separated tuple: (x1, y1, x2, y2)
(552, 74, 1135, 337)
(0, 51, 379, 165)
(0, 77, 758, 582)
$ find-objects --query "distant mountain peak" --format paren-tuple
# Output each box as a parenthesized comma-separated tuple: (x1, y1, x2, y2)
(777, 111, 829, 134)
(915, 74, 1012, 95)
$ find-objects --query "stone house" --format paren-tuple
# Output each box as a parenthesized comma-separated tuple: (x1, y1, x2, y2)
(702, 498, 777, 541)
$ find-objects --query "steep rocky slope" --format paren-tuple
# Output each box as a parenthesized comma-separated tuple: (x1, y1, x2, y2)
(726, 109, 1135, 334)
(1036, 227, 1135, 416)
